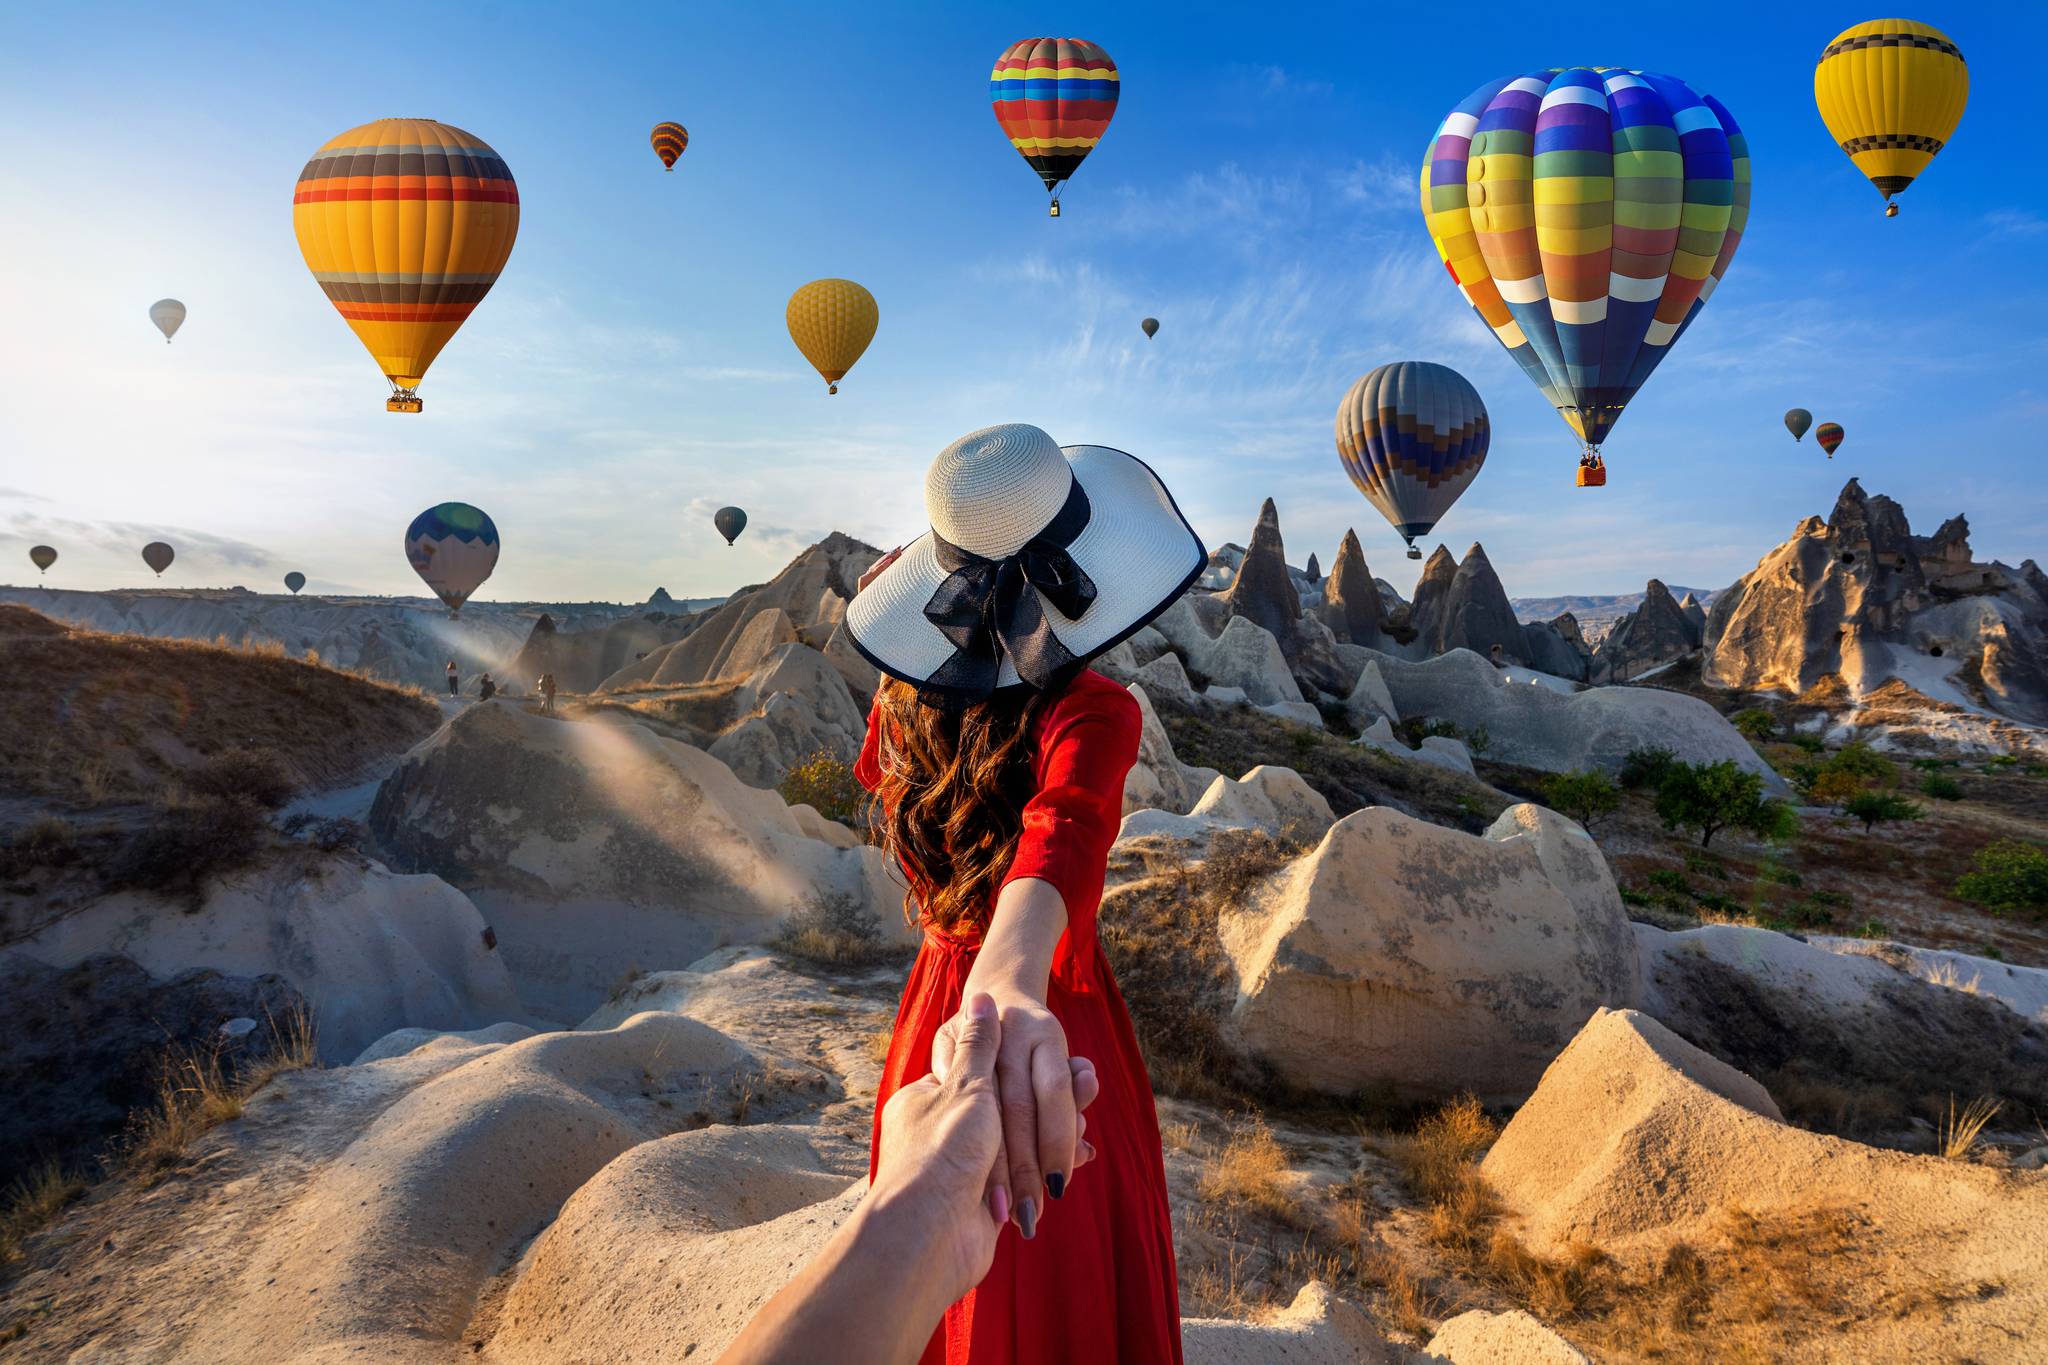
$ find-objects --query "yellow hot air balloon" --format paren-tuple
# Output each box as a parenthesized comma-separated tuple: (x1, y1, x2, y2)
(786, 279, 878, 395)
(1815, 20, 1968, 216)
(293, 118, 520, 412)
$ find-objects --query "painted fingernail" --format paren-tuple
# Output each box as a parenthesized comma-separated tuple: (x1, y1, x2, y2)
(1046, 1171, 1066, 1200)
(1017, 1197, 1038, 1240)
(990, 1186, 1011, 1226)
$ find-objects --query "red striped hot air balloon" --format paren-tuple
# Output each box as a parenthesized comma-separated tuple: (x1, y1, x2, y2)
(989, 38, 1119, 216)
(1815, 422, 1845, 458)
(650, 121, 688, 171)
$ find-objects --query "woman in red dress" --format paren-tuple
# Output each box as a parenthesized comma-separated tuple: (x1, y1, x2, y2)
(843, 423, 1206, 1365)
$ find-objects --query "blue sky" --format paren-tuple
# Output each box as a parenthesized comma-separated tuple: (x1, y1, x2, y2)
(2, 1, 2043, 603)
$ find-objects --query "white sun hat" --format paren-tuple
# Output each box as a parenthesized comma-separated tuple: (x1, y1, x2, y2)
(845, 423, 1205, 707)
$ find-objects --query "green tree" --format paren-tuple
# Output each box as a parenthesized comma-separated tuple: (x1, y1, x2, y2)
(1953, 840, 2048, 915)
(1730, 708, 1778, 741)
(1654, 760, 1794, 849)
(1825, 741, 1898, 787)
(1619, 745, 1678, 791)
(1920, 773, 1963, 801)
(1540, 769, 1621, 833)
(1844, 789, 1921, 834)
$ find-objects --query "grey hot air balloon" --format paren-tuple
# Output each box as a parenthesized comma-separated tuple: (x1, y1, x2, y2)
(714, 506, 747, 546)
(29, 545, 57, 574)
(284, 571, 307, 595)
(1140, 317, 1159, 339)
(1335, 361, 1489, 562)
(1784, 408, 1813, 442)
(150, 299, 186, 344)
(141, 541, 175, 576)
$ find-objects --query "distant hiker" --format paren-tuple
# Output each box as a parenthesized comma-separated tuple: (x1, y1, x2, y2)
(539, 672, 558, 715)
(445, 660, 458, 697)
(478, 673, 496, 701)
(1489, 643, 1506, 669)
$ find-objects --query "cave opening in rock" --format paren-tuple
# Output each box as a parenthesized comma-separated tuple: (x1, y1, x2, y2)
(1840, 552, 1856, 565)
(1930, 645, 1944, 658)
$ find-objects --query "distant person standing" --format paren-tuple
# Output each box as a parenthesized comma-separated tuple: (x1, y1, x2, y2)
(540, 672, 558, 716)
(1489, 643, 1506, 669)
(478, 673, 496, 702)
(445, 660, 459, 697)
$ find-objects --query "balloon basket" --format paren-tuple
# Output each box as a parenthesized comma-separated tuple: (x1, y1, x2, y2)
(1576, 463, 1607, 489)
(1406, 547, 1422, 561)
(827, 383, 838, 395)
(1048, 199, 1061, 218)
(387, 395, 423, 413)
(1885, 202, 1899, 218)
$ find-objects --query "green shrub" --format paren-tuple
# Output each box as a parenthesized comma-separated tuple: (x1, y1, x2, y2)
(778, 749, 863, 825)
(1953, 840, 2048, 915)
(1919, 773, 1963, 801)
(1654, 760, 1795, 848)
(188, 747, 297, 810)
(1685, 851, 1728, 880)
(1844, 790, 1921, 834)
(1984, 754, 2019, 772)
(1538, 769, 1619, 832)
(107, 797, 269, 908)
(769, 891, 908, 967)
(1789, 734, 1826, 754)
(1464, 724, 1491, 757)
(1826, 742, 1897, 786)
(1618, 746, 1678, 791)
(1730, 708, 1778, 741)
(1855, 918, 1889, 940)
(1646, 868, 1692, 896)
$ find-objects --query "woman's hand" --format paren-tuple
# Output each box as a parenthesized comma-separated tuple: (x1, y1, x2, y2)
(932, 996, 1098, 1240)
(856, 545, 903, 595)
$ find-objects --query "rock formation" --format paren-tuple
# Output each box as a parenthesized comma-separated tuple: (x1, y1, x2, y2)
(1409, 544, 1523, 662)
(1216, 804, 1640, 1102)
(1704, 479, 2048, 723)
(1676, 591, 1707, 642)
(367, 703, 903, 1017)
(1405, 545, 1459, 651)
(1316, 529, 1385, 649)
(1520, 612, 1591, 681)
(1303, 552, 1320, 585)
(501, 609, 694, 694)
(1590, 578, 1699, 683)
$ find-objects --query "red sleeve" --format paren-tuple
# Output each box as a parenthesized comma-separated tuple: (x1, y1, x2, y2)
(1001, 680, 1140, 965)
(854, 697, 884, 793)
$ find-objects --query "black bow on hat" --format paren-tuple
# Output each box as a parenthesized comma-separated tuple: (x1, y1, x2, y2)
(919, 476, 1097, 707)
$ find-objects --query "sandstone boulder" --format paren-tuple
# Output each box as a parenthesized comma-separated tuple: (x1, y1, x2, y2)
(1124, 682, 1223, 815)
(1183, 1282, 1404, 1364)
(1424, 1310, 1591, 1364)
(1218, 803, 1639, 1102)
(1519, 613, 1590, 682)
(1343, 659, 1400, 729)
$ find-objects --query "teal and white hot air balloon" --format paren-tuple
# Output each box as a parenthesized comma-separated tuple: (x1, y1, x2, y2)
(1335, 361, 1489, 561)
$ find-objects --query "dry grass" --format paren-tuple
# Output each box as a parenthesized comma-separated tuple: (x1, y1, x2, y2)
(769, 892, 912, 969)
(122, 1005, 319, 1183)
(1938, 1094, 2002, 1161)
(862, 1027, 894, 1067)
(1195, 1117, 1296, 1220)
(0, 606, 440, 809)
(0, 1161, 87, 1273)
(1393, 1093, 1498, 1203)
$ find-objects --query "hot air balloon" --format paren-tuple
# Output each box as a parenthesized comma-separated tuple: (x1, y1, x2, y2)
(284, 571, 306, 595)
(294, 119, 520, 413)
(1815, 20, 1967, 217)
(650, 121, 688, 171)
(150, 299, 186, 343)
(786, 280, 877, 394)
(1815, 422, 1845, 458)
(1336, 362, 1489, 561)
(142, 542, 175, 577)
(1785, 408, 1813, 442)
(1141, 317, 1159, 339)
(714, 507, 747, 546)
(990, 38, 1119, 216)
(1421, 68, 1748, 483)
(29, 546, 57, 574)
(405, 503, 500, 616)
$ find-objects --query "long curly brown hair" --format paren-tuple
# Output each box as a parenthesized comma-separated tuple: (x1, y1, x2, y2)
(871, 678, 1053, 935)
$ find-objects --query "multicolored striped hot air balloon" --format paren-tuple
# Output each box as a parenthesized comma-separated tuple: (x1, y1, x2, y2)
(1815, 422, 1845, 458)
(1336, 362, 1490, 561)
(990, 38, 1119, 216)
(1815, 20, 1967, 216)
(650, 121, 688, 171)
(293, 119, 520, 413)
(1421, 68, 1748, 481)
(405, 502, 500, 615)
(786, 279, 878, 394)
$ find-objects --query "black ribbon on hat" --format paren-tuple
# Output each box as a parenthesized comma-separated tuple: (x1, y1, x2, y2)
(919, 475, 1097, 707)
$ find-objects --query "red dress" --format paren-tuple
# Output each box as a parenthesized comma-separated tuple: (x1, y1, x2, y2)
(858, 670, 1183, 1365)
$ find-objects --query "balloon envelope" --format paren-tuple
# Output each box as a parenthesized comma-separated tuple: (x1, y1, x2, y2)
(1141, 317, 1159, 339)
(1336, 362, 1490, 552)
(1421, 68, 1748, 461)
(29, 545, 57, 573)
(142, 541, 175, 576)
(1815, 20, 1967, 211)
(405, 503, 500, 614)
(990, 38, 1119, 201)
(150, 299, 186, 343)
(1784, 408, 1813, 441)
(786, 279, 878, 394)
(714, 506, 748, 546)
(284, 571, 307, 594)
(293, 119, 519, 411)
(1815, 422, 1845, 457)
(650, 121, 688, 170)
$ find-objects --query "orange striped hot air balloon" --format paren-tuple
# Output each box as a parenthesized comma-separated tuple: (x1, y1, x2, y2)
(292, 118, 520, 413)
(990, 38, 1119, 216)
(650, 121, 688, 171)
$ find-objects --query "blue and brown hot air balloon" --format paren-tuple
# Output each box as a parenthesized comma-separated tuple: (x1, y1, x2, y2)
(990, 38, 1119, 216)
(1421, 68, 1748, 483)
(293, 119, 520, 413)
(405, 503, 500, 615)
(650, 121, 688, 171)
(1336, 362, 1489, 561)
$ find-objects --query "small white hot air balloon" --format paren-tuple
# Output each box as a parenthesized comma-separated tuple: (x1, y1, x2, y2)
(150, 299, 187, 344)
